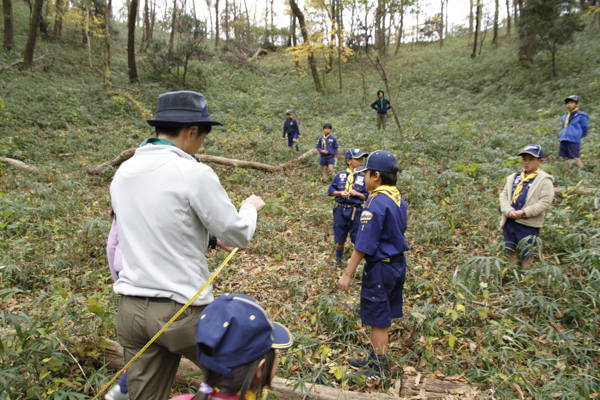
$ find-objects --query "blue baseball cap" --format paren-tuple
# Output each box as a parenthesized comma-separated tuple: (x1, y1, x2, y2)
(565, 95, 580, 104)
(518, 144, 544, 159)
(285, 109, 293, 114)
(354, 150, 398, 173)
(196, 294, 293, 378)
(345, 147, 368, 160)
(147, 91, 223, 127)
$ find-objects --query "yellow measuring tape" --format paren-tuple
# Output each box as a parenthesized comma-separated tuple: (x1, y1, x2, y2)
(93, 248, 239, 400)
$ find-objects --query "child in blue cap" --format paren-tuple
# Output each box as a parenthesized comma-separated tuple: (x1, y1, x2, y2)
(328, 148, 369, 266)
(171, 293, 293, 400)
(559, 95, 589, 172)
(282, 110, 300, 152)
(317, 123, 339, 183)
(337, 150, 408, 379)
(499, 144, 554, 273)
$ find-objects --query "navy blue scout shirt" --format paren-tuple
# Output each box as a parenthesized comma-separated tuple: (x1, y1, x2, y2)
(371, 98, 391, 114)
(317, 135, 338, 155)
(328, 170, 368, 206)
(282, 118, 300, 138)
(354, 189, 409, 263)
(511, 173, 536, 211)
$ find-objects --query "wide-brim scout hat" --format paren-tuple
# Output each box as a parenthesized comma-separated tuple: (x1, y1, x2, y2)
(147, 91, 223, 127)
(196, 293, 293, 378)
(518, 144, 544, 159)
(564, 95, 580, 104)
(354, 150, 397, 173)
(345, 147, 368, 160)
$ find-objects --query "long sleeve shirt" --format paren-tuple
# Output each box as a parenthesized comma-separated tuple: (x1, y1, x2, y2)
(371, 98, 391, 114)
(282, 118, 300, 138)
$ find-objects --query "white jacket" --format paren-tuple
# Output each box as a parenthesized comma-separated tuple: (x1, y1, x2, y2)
(110, 144, 257, 306)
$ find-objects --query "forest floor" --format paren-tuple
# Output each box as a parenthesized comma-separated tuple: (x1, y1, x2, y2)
(1, 10, 600, 400)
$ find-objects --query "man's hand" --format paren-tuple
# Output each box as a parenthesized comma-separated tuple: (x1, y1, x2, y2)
(337, 274, 351, 291)
(242, 195, 265, 212)
(216, 239, 235, 252)
(322, 150, 329, 155)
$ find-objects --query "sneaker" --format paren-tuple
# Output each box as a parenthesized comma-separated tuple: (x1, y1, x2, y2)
(296, 145, 300, 152)
(336, 258, 343, 267)
(348, 356, 370, 370)
(105, 384, 129, 400)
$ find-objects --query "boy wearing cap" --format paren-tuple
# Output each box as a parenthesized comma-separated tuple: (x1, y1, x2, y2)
(370, 91, 391, 130)
(500, 144, 554, 272)
(282, 110, 300, 152)
(337, 150, 408, 379)
(317, 123, 339, 183)
(328, 148, 369, 266)
(559, 95, 589, 172)
(110, 91, 265, 399)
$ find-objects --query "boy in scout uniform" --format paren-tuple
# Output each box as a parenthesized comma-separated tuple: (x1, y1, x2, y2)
(316, 123, 339, 183)
(328, 148, 369, 266)
(337, 150, 408, 380)
(282, 109, 301, 151)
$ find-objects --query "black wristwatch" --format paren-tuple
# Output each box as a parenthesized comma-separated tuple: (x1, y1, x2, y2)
(208, 234, 217, 250)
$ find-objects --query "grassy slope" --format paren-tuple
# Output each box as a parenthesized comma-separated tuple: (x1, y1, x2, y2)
(1, 7, 600, 399)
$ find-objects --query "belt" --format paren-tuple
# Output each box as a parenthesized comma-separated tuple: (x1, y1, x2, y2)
(336, 203, 361, 208)
(381, 254, 405, 263)
(133, 296, 172, 303)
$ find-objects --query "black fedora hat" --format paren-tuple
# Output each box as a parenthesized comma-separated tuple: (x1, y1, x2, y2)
(147, 91, 223, 127)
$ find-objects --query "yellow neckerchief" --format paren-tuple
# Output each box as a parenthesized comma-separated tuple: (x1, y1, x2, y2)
(366, 185, 402, 207)
(564, 107, 579, 129)
(344, 168, 355, 192)
(511, 169, 539, 204)
(210, 387, 266, 400)
(321, 134, 330, 149)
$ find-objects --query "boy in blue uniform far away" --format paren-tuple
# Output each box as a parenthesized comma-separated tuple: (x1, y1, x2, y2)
(328, 148, 369, 267)
(559, 95, 589, 172)
(337, 150, 408, 380)
(370, 91, 391, 130)
(282, 109, 300, 152)
(317, 123, 339, 183)
(499, 145, 554, 273)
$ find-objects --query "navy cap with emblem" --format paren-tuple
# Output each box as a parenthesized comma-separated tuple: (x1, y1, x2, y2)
(564, 95, 580, 104)
(345, 147, 368, 160)
(196, 293, 293, 378)
(518, 144, 544, 159)
(147, 91, 223, 127)
(354, 150, 398, 173)
(285, 109, 293, 114)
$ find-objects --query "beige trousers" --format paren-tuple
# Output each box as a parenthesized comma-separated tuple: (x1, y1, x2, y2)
(376, 113, 388, 129)
(117, 295, 207, 400)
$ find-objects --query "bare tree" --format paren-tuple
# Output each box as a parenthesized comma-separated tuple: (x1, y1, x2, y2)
(2, 0, 14, 50)
(289, 0, 322, 91)
(366, 54, 403, 138)
(505, 0, 511, 35)
(53, 0, 64, 39)
(104, 0, 111, 83)
(215, 0, 220, 47)
(225, 0, 229, 46)
(444, 0, 448, 37)
(471, 1, 481, 58)
(127, 0, 139, 82)
(468, 0, 474, 41)
(492, 0, 499, 44)
(169, 0, 177, 49)
(23, 0, 44, 68)
(439, 0, 443, 47)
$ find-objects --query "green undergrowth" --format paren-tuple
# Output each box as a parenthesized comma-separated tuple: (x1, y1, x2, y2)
(1, 9, 600, 399)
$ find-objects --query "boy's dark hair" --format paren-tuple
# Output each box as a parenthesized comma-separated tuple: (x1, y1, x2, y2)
(377, 90, 384, 96)
(323, 123, 332, 129)
(155, 125, 212, 137)
(193, 349, 276, 400)
(367, 163, 402, 186)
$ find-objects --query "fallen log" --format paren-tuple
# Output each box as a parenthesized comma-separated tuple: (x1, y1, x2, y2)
(87, 338, 479, 399)
(0, 51, 53, 72)
(88, 148, 320, 175)
(0, 157, 38, 171)
(554, 186, 597, 196)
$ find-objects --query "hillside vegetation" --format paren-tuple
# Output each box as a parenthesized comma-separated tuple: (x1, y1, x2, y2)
(1, 6, 600, 399)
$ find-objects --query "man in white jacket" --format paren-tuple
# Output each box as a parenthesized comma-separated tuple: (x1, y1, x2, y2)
(110, 91, 265, 399)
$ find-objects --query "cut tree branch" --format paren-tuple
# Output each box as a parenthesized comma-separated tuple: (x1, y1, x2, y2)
(0, 157, 38, 170)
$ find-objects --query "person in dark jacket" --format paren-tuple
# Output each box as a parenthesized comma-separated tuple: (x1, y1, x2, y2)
(371, 91, 391, 130)
(282, 109, 300, 152)
(559, 95, 589, 172)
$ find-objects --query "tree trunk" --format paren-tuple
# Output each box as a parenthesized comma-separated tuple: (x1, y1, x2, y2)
(150, 0, 156, 40)
(215, 0, 220, 47)
(468, 0, 473, 40)
(104, 0, 111, 83)
(127, 0, 139, 82)
(471, 2, 480, 58)
(327, 1, 335, 71)
(2, 0, 14, 50)
(23, 0, 44, 69)
(169, 0, 176, 49)
(394, 3, 404, 54)
(336, 0, 342, 91)
(444, 0, 448, 37)
(292, 14, 297, 46)
(505, 0, 511, 35)
(85, 6, 92, 67)
(142, 0, 150, 49)
(225, 0, 229, 46)
(289, 0, 323, 91)
(53, 0, 63, 39)
(439, 0, 443, 47)
(492, 0, 499, 44)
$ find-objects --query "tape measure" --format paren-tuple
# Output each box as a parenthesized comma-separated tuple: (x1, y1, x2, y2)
(92, 248, 239, 400)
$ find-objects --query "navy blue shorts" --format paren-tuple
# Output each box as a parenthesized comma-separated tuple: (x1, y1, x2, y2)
(559, 141, 580, 159)
(320, 155, 335, 166)
(287, 133, 299, 147)
(360, 257, 406, 328)
(333, 205, 362, 244)
(503, 218, 540, 257)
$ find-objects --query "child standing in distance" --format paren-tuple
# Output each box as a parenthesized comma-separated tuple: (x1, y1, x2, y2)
(559, 95, 589, 172)
(169, 293, 293, 400)
(317, 123, 339, 183)
(282, 110, 300, 152)
(328, 148, 369, 267)
(499, 145, 554, 272)
(370, 91, 391, 130)
(337, 150, 408, 380)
